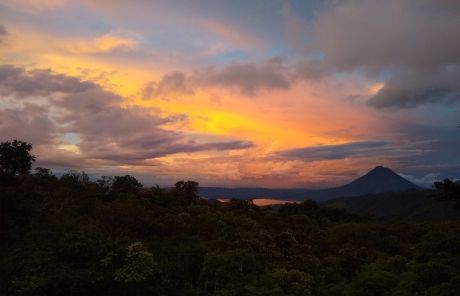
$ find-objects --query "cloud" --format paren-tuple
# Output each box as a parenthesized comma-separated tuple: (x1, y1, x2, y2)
(0, 24, 7, 39)
(142, 58, 292, 97)
(313, 0, 460, 70)
(199, 19, 264, 52)
(142, 72, 192, 100)
(75, 138, 253, 165)
(0, 103, 55, 145)
(0, 64, 253, 167)
(309, 0, 460, 108)
(0, 0, 66, 13)
(367, 67, 460, 108)
(0, 24, 7, 44)
(293, 59, 329, 81)
(66, 31, 141, 54)
(398, 172, 440, 187)
(388, 122, 460, 173)
(197, 58, 290, 95)
(0, 65, 95, 97)
(52, 87, 120, 115)
(132, 0, 460, 106)
(277, 140, 427, 161)
(278, 141, 390, 160)
(282, 3, 310, 53)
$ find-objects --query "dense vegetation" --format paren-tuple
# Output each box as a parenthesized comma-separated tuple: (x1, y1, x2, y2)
(323, 189, 460, 221)
(1, 140, 460, 296)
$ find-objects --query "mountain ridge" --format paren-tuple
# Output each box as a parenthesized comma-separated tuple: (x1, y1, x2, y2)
(199, 166, 420, 201)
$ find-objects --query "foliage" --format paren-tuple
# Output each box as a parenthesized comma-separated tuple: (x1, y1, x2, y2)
(112, 175, 143, 195)
(0, 140, 35, 185)
(112, 242, 160, 283)
(174, 180, 200, 201)
(1, 140, 460, 295)
(324, 189, 460, 220)
(432, 179, 460, 209)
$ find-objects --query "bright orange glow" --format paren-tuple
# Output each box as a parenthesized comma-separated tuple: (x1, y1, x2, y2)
(0, 5, 410, 187)
(368, 82, 384, 95)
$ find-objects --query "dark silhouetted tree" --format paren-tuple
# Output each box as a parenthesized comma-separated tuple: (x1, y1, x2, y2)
(0, 140, 35, 176)
(60, 170, 90, 187)
(433, 179, 460, 209)
(112, 175, 143, 194)
(433, 179, 460, 200)
(174, 180, 199, 201)
(0, 140, 35, 185)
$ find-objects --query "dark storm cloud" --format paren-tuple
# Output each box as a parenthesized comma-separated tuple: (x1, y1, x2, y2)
(369, 84, 460, 109)
(309, 0, 460, 108)
(367, 67, 460, 108)
(0, 65, 253, 166)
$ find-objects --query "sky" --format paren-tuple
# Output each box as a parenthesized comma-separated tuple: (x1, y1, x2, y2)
(0, 0, 459, 188)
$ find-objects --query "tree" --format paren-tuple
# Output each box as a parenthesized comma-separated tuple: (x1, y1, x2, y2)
(112, 175, 143, 194)
(351, 270, 398, 296)
(246, 268, 316, 296)
(433, 179, 460, 201)
(34, 167, 53, 178)
(174, 180, 199, 201)
(33, 167, 58, 188)
(0, 140, 36, 177)
(432, 179, 460, 209)
(113, 242, 160, 283)
(270, 268, 315, 296)
(0, 140, 35, 185)
(60, 170, 90, 187)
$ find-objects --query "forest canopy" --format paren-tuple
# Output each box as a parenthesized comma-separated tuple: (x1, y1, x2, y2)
(1, 140, 460, 296)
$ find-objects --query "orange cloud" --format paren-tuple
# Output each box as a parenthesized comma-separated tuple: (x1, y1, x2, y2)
(65, 31, 141, 54)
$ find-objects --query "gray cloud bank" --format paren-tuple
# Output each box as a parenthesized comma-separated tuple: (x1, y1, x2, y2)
(0, 65, 253, 169)
(310, 0, 460, 108)
(143, 0, 460, 109)
(142, 58, 293, 99)
(277, 140, 424, 161)
(197, 58, 291, 95)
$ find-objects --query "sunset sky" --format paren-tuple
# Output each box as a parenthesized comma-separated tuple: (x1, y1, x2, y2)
(0, 0, 459, 188)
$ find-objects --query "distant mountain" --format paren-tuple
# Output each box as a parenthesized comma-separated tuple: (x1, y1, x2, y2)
(309, 166, 420, 201)
(199, 166, 420, 201)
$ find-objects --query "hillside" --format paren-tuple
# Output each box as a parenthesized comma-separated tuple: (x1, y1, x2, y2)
(323, 189, 460, 221)
(199, 166, 420, 201)
(2, 171, 460, 296)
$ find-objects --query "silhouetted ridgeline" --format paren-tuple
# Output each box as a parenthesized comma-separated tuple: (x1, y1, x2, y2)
(1, 140, 460, 295)
(323, 189, 460, 221)
(199, 166, 420, 201)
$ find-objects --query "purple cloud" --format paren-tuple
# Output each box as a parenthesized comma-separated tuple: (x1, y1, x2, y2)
(0, 65, 253, 168)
